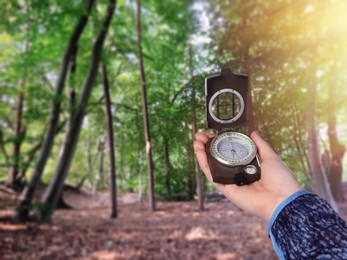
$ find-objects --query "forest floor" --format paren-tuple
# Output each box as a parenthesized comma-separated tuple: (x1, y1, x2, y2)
(1, 185, 347, 260)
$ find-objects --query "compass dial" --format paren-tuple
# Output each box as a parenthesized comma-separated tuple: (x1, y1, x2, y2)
(210, 132, 257, 166)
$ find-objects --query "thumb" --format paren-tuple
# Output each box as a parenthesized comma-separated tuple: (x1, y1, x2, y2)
(250, 131, 278, 161)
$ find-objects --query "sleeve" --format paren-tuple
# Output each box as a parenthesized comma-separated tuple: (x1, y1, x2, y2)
(268, 190, 347, 260)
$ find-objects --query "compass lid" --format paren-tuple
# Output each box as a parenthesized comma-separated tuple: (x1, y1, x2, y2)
(205, 68, 248, 130)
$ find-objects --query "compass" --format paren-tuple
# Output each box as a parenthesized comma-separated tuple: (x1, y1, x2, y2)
(205, 68, 261, 185)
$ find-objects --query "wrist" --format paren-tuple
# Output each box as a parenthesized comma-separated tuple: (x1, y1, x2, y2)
(264, 195, 288, 222)
(267, 190, 308, 227)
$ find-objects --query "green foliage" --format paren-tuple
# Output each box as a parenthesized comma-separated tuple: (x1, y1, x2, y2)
(1, 0, 346, 198)
(209, 0, 347, 185)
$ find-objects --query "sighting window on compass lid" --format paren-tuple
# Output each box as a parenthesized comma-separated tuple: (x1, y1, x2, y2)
(209, 89, 244, 124)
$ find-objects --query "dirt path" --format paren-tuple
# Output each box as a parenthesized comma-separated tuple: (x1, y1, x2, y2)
(1, 187, 346, 260)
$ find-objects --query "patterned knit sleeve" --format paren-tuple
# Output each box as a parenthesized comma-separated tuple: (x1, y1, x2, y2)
(268, 190, 347, 259)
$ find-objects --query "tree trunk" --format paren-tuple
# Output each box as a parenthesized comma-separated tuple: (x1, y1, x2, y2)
(136, 0, 155, 211)
(77, 133, 101, 190)
(138, 150, 144, 202)
(306, 80, 338, 211)
(192, 106, 204, 211)
(6, 26, 30, 190)
(15, 0, 95, 221)
(102, 63, 118, 218)
(290, 103, 310, 179)
(246, 72, 256, 133)
(6, 87, 24, 189)
(298, 126, 311, 177)
(327, 86, 345, 202)
(294, 135, 308, 174)
(185, 137, 194, 200)
(163, 141, 171, 199)
(188, 43, 204, 211)
(17, 119, 67, 185)
(0, 129, 10, 167)
(191, 80, 204, 210)
(34, 0, 116, 222)
(118, 145, 124, 191)
(94, 137, 105, 193)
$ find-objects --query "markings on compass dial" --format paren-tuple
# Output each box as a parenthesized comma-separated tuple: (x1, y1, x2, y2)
(218, 140, 248, 160)
(211, 132, 256, 166)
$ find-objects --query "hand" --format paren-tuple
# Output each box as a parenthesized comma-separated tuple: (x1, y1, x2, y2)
(194, 131, 302, 222)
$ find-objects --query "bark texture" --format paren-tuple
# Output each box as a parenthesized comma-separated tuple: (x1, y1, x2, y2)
(15, 1, 94, 221)
(327, 85, 345, 202)
(102, 63, 118, 218)
(188, 43, 204, 211)
(164, 142, 171, 199)
(6, 35, 30, 189)
(35, 0, 116, 222)
(246, 72, 255, 133)
(306, 81, 337, 211)
(185, 137, 194, 201)
(192, 109, 204, 211)
(136, 0, 155, 211)
(6, 88, 24, 189)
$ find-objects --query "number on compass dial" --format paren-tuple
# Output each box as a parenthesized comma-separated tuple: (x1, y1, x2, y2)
(218, 138, 248, 160)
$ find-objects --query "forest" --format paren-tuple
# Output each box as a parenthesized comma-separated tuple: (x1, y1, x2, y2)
(1, 0, 347, 259)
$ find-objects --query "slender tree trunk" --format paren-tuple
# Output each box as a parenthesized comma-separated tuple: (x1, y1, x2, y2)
(6, 87, 24, 189)
(6, 25, 30, 189)
(293, 135, 308, 173)
(136, 0, 155, 211)
(17, 119, 67, 186)
(94, 137, 105, 193)
(102, 63, 117, 218)
(188, 43, 204, 211)
(298, 128, 311, 176)
(34, 0, 116, 222)
(289, 103, 310, 177)
(247, 71, 256, 133)
(185, 137, 194, 200)
(327, 85, 345, 202)
(78, 133, 101, 190)
(163, 141, 170, 199)
(306, 81, 337, 211)
(134, 111, 144, 202)
(91, 137, 102, 191)
(138, 150, 144, 202)
(192, 106, 204, 211)
(191, 80, 204, 210)
(0, 129, 10, 166)
(15, 0, 95, 221)
(78, 130, 94, 190)
(118, 145, 124, 191)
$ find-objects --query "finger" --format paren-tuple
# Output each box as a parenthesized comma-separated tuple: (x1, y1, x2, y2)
(193, 140, 213, 182)
(195, 132, 211, 144)
(207, 133, 216, 138)
(194, 140, 226, 192)
(250, 131, 278, 160)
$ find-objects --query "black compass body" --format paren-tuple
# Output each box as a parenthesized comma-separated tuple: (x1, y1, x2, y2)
(205, 68, 261, 185)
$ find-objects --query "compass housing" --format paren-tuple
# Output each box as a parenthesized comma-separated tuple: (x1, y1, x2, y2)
(205, 68, 261, 185)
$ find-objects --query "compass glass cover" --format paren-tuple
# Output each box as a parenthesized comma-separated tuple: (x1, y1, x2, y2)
(210, 132, 257, 166)
(211, 91, 242, 121)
